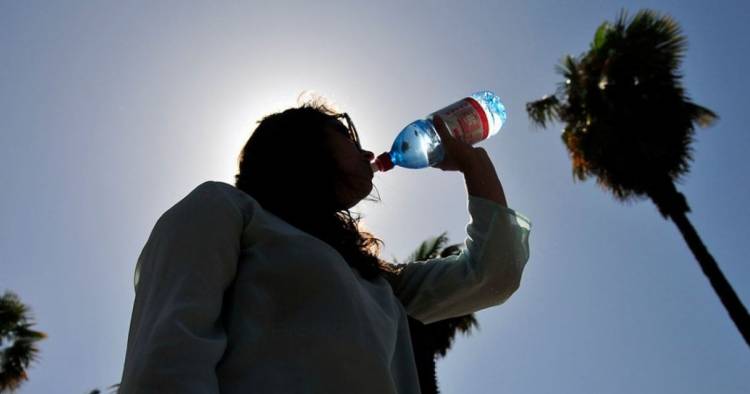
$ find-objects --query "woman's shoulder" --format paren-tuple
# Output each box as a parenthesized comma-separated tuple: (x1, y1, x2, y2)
(187, 180, 261, 215)
(191, 180, 255, 201)
(155, 181, 260, 229)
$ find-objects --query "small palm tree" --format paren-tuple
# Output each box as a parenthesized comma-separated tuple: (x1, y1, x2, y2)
(526, 9, 749, 346)
(0, 291, 47, 392)
(393, 232, 479, 394)
(87, 383, 119, 394)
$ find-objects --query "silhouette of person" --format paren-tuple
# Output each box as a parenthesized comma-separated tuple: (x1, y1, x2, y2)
(119, 96, 531, 393)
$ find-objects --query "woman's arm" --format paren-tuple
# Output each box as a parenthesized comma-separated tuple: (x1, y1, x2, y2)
(461, 147, 508, 207)
(386, 195, 531, 324)
(385, 119, 531, 324)
(119, 182, 244, 393)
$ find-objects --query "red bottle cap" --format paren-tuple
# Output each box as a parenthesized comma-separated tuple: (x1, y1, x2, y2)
(374, 152, 394, 172)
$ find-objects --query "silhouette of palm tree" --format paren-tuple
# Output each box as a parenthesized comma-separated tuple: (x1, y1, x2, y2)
(0, 291, 46, 392)
(526, 9, 749, 346)
(392, 232, 479, 394)
(87, 383, 119, 394)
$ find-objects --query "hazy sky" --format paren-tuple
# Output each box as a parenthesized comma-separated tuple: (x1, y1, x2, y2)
(2, 1, 749, 393)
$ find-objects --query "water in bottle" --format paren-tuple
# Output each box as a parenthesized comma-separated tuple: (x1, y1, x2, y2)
(371, 91, 507, 172)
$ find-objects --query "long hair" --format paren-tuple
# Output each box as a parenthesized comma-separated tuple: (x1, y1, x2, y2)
(234, 97, 400, 281)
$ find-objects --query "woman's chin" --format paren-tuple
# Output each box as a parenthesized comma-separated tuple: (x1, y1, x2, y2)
(335, 179, 373, 210)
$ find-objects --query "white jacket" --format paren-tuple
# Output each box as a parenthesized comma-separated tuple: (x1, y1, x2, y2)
(119, 181, 531, 393)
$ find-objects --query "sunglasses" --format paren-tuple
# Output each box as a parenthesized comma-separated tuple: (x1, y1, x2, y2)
(334, 112, 362, 151)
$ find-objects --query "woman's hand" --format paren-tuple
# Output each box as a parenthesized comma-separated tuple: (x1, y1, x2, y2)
(430, 117, 483, 173)
(430, 117, 508, 207)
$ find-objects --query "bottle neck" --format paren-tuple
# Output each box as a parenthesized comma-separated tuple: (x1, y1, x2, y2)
(373, 152, 394, 172)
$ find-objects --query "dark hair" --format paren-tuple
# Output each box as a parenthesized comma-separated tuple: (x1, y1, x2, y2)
(234, 98, 400, 281)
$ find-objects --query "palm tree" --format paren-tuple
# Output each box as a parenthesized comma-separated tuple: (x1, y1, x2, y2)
(392, 232, 480, 394)
(0, 291, 47, 392)
(526, 9, 749, 346)
(87, 383, 119, 394)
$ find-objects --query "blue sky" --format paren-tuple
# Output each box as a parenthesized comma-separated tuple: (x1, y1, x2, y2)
(1, 1, 748, 393)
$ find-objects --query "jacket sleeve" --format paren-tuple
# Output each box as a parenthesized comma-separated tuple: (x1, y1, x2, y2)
(119, 181, 244, 393)
(386, 195, 532, 325)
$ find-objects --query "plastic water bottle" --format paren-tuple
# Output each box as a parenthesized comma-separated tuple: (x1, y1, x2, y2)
(371, 91, 507, 172)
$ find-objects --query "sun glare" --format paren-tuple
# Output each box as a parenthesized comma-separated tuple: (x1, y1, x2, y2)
(214, 89, 302, 182)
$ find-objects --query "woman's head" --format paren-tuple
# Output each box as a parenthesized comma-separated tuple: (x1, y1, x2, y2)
(235, 101, 376, 216)
(234, 97, 397, 281)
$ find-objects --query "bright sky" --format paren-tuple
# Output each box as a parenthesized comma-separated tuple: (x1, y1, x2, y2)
(2, 1, 749, 393)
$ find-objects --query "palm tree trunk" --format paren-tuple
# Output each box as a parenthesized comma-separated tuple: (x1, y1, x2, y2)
(408, 316, 439, 394)
(651, 181, 750, 347)
(669, 208, 750, 346)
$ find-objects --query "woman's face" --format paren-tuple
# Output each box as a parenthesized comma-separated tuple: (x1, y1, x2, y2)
(324, 119, 375, 210)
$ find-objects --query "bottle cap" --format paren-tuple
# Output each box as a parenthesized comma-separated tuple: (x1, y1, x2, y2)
(374, 152, 394, 172)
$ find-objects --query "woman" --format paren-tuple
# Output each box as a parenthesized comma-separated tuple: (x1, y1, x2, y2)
(119, 99, 532, 393)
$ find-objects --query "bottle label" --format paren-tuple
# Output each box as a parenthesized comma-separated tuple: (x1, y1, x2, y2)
(431, 97, 489, 145)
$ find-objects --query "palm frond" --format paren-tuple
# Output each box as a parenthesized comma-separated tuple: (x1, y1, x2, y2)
(687, 102, 718, 127)
(439, 243, 465, 258)
(0, 293, 27, 335)
(526, 95, 561, 128)
(0, 291, 46, 392)
(555, 54, 580, 83)
(434, 314, 480, 359)
(592, 21, 612, 51)
(626, 9, 686, 66)
(86, 382, 120, 394)
(404, 231, 450, 263)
